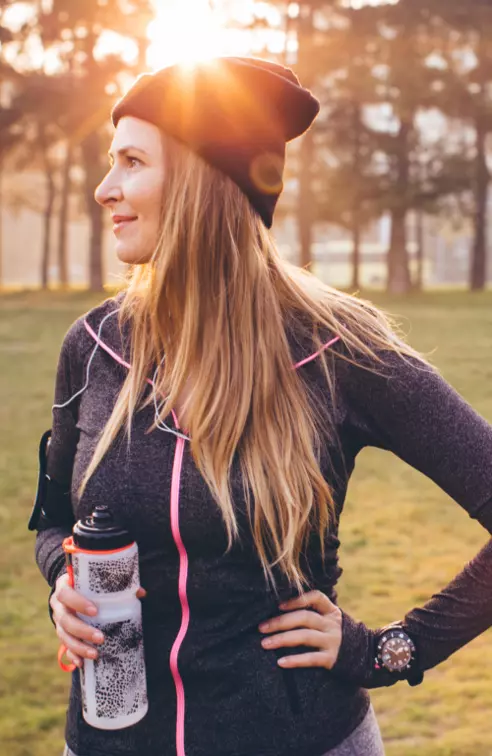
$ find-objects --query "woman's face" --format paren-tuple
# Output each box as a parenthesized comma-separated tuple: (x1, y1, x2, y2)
(95, 116, 165, 264)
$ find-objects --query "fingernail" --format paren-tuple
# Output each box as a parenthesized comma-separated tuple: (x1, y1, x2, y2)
(86, 605, 98, 615)
(93, 631, 104, 643)
(279, 603, 287, 609)
(278, 658, 287, 666)
(258, 623, 269, 632)
(88, 649, 98, 659)
(261, 638, 272, 647)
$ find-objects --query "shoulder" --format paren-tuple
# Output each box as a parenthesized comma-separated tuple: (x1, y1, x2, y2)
(331, 341, 442, 419)
(59, 292, 125, 366)
(285, 314, 340, 370)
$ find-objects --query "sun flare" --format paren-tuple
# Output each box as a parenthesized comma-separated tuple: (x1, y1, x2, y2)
(147, 0, 228, 70)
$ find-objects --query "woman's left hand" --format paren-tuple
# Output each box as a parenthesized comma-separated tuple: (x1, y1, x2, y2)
(258, 590, 343, 669)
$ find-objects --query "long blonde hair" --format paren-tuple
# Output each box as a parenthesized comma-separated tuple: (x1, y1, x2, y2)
(79, 133, 432, 594)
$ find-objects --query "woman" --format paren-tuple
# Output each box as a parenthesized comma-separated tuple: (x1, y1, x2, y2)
(32, 57, 492, 756)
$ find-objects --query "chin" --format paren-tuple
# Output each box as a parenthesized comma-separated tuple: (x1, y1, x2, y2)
(115, 244, 151, 265)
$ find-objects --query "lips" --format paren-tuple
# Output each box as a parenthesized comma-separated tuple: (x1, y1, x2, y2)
(112, 215, 137, 233)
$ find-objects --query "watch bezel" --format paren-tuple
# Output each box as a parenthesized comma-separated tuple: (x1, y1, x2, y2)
(375, 626, 418, 674)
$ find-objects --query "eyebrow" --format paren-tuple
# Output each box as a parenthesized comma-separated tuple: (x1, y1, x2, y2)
(108, 146, 149, 160)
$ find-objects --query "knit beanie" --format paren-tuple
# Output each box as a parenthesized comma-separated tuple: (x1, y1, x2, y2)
(111, 56, 320, 228)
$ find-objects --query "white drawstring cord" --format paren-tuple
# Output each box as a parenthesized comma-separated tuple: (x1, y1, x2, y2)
(52, 309, 121, 410)
(53, 307, 190, 441)
(151, 358, 191, 442)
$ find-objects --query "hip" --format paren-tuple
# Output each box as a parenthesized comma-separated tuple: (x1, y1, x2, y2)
(63, 657, 374, 755)
(62, 704, 384, 756)
(320, 703, 384, 756)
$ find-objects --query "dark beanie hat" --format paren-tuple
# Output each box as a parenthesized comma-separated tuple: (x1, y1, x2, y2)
(111, 56, 320, 228)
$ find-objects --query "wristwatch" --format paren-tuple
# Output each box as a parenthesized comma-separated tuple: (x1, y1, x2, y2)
(374, 623, 424, 687)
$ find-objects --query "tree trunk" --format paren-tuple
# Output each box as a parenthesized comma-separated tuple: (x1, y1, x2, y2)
(57, 140, 72, 288)
(298, 127, 314, 269)
(471, 114, 489, 291)
(82, 131, 104, 291)
(39, 125, 57, 289)
(351, 102, 362, 291)
(41, 170, 56, 289)
(0, 148, 3, 289)
(89, 200, 104, 291)
(414, 210, 424, 292)
(351, 221, 361, 290)
(387, 121, 412, 295)
(296, 3, 315, 270)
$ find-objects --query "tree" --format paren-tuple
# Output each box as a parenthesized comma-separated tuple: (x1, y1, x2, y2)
(0, 3, 25, 287)
(7, 0, 153, 290)
(312, 6, 387, 289)
(35, 0, 152, 290)
(0, 97, 23, 288)
(422, 0, 492, 290)
(231, 0, 340, 269)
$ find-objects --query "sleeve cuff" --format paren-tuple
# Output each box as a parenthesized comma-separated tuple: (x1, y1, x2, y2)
(330, 609, 400, 689)
(48, 558, 68, 628)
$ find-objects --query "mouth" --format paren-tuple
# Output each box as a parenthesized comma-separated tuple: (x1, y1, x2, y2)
(112, 216, 138, 233)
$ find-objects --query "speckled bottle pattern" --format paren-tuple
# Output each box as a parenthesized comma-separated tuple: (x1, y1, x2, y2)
(64, 504, 148, 730)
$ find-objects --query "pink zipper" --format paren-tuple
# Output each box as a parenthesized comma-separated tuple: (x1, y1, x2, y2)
(84, 316, 340, 756)
(84, 318, 188, 753)
(169, 433, 189, 756)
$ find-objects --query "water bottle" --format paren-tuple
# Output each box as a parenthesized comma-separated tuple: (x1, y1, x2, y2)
(58, 504, 148, 730)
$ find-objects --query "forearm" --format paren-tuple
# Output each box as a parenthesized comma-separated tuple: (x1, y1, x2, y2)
(403, 538, 492, 669)
(329, 609, 399, 689)
(35, 526, 71, 627)
(330, 343, 492, 688)
(331, 538, 492, 689)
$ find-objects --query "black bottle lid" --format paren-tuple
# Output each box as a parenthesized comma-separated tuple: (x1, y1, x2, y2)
(72, 505, 134, 551)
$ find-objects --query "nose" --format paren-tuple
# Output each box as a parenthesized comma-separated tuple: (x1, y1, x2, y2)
(94, 168, 123, 207)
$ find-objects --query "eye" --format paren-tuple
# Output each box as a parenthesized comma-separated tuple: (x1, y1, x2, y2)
(126, 156, 142, 169)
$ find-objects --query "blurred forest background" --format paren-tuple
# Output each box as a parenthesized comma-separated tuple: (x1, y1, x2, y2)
(1, 0, 492, 294)
(2, 2, 492, 756)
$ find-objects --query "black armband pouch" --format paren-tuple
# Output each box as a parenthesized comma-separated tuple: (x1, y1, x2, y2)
(28, 429, 75, 532)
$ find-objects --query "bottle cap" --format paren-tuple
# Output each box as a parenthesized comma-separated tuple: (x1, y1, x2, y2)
(72, 505, 133, 551)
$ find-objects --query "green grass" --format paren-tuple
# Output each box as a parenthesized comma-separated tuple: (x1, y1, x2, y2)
(1, 290, 492, 756)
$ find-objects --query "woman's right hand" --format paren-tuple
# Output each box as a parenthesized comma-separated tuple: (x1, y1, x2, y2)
(50, 573, 147, 668)
(50, 573, 104, 668)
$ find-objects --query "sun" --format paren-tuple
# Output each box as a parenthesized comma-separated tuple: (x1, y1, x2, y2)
(96, 0, 287, 72)
(147, 0, 230, 70)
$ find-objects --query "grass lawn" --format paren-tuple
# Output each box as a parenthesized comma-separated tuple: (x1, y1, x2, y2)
(1, 289, 491, 756)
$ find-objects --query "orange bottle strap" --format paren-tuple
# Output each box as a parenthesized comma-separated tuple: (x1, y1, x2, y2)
(58, 644, 76, 673)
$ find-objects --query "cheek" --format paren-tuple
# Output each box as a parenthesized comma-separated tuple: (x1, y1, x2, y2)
(125, 173, 163, 220)
(114, 176, 163, 263)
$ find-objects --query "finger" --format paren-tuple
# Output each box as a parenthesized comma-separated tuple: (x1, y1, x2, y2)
(56, 624, 99, 660)
(57, 584, 98, 616)
(279, 590, 337, 615)
(259, 609, 326, 635)
(261, 628, 327, 650)
(62, 612, 105, 645)
(276, 651, 332, 669)
(66, 649, 83, 669)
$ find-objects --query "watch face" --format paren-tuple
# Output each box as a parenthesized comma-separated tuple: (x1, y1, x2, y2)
(380, 636, 412, 671)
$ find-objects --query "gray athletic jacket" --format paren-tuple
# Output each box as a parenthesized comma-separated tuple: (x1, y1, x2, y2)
(34, 295, 492, 756)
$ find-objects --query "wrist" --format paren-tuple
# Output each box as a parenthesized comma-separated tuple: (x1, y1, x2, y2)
(48, 561, 68, 628)
(329, 609, 380, 686)
(329, 610, 407, 689)
(374, 623, 424, 687)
